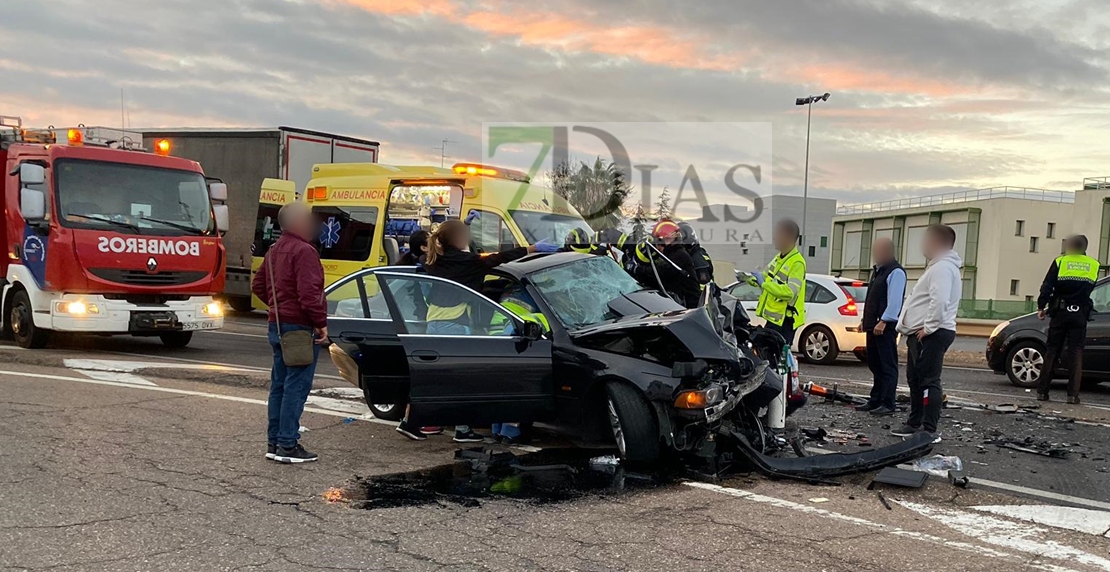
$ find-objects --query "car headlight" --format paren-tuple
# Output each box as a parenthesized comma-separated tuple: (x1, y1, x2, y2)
(989, 320, 1010, 340)
(54, 300, 99, 315)
(674, 386, 724, 409)
(201, 302, 224, 317)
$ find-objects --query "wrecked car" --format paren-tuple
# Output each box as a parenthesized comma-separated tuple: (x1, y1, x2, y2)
(326, 252, 933, 477)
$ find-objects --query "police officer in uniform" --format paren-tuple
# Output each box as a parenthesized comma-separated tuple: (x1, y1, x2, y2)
(1036, 235, 1100, 404)
(747, 219, 807, 344)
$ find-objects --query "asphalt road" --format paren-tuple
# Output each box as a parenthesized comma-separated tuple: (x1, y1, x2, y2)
(5, 318, 1110, 570)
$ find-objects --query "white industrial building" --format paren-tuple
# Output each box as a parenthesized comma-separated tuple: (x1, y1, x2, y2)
(831, 177, 1110, 312)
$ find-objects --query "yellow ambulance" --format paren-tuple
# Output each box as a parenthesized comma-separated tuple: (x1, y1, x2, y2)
(260, 162, 590, 288)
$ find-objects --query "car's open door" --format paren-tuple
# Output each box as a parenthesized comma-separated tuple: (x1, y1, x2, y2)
(325, 269, 411, 406)
(376, 271, 555, 427)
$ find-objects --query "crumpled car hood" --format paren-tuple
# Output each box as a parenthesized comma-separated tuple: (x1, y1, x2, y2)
(570, 308, 738, 362)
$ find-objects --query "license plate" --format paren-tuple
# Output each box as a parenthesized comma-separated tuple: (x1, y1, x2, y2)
(182, 320, 217, 331)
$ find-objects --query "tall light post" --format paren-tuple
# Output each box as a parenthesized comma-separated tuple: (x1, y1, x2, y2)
(795, 92, 830, 251)
(433, 138, 456, 168)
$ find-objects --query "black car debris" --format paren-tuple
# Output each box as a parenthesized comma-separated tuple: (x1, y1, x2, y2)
(986, 277, 1110, 388)
(326, 252, 933, 478)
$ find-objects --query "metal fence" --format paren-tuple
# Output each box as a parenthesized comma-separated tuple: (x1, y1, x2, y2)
(837, 187, 1074, 216)
(957, 299, 1037, 320)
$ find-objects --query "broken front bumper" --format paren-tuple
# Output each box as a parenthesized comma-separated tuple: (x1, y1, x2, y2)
(726, 431, 936, 479)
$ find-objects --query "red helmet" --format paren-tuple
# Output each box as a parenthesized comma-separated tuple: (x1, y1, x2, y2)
(652, 219, 681, 240)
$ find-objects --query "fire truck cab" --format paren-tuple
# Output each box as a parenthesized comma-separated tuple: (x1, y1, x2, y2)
(0, 116, 229, 348)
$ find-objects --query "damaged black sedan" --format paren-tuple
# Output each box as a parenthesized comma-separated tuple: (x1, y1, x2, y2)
(326, 252, 932, 477)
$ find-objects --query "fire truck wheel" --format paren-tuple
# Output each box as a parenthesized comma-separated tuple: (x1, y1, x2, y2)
(227, 296, 255, 313)
(159, 332, 194, 348)
(9, 289, 50, 349)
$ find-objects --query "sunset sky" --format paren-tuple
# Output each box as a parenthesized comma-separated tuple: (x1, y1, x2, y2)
(3, 0, 1108, 205)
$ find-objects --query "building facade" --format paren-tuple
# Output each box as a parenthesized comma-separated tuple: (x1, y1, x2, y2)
(831, 181, 1110, 306)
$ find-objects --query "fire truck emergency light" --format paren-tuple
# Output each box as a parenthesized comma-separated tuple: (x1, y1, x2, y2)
(154, 139, 171, 156)
(67, 129, 84, 145)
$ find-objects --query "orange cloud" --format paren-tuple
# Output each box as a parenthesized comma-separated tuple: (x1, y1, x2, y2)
(332, 0, 456, 17)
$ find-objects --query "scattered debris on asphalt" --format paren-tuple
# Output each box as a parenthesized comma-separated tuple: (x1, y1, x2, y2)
(911, 455, 964, 478)
(877, 490, 893, 510)
(984, 437, 1078, 459)
(870, 467, 928, 489)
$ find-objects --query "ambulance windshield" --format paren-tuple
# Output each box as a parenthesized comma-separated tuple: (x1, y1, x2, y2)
(55, 159, 213, 235)
(510, 210, 586, 245)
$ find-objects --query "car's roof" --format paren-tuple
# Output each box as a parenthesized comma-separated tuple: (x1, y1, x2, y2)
(496, 251, 594, 278)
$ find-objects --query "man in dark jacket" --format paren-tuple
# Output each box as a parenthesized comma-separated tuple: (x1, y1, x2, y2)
(855, 237, 906, 416)
(252, 202, 329, 464)
(1036, 235, 1100, 404)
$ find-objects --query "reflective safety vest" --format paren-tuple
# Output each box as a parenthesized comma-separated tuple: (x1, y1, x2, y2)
(501, 298, 550, 332)
(756, 247, 807, 327)
(1056, 254, 1100, 283)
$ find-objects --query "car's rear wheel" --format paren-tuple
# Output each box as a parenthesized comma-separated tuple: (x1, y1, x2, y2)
(800, 325, 839, 365)
(605, 382, 660, 463)
(361, 384, 405, 421)
(1006, 340, 1045, 388)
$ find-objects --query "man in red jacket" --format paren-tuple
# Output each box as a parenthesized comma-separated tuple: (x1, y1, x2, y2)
(252, 201, 329, 464)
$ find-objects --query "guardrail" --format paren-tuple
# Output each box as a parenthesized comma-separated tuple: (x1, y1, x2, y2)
(837, 187, 1074, 216)
(957, 299, 1036, 321)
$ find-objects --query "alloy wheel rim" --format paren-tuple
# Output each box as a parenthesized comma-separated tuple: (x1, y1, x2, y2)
(806, 331, 829, 359)
(1011, 347, 1043, 384)
(607, 399, 626, 456)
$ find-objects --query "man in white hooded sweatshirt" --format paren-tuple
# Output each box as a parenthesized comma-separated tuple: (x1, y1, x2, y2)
(894, 225, 962, 441)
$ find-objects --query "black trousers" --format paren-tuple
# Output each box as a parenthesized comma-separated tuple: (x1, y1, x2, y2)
(865, 323, 899, 410)
(1038, 309, 1088, 397)
(906, 329, 956, 433)
(766, 317, 796, 350)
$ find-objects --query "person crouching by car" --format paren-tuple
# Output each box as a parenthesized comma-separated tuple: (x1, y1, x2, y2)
(394, 220, 559, 443)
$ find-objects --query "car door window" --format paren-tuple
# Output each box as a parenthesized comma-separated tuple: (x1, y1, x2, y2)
(1093, 283, 1110, 314)
(728, 282, 761, 301)
(380, 274, 518, 336)
(468, 210, 518, 254)
(810, 283, 837, 304)
(325, 273, 389, 319)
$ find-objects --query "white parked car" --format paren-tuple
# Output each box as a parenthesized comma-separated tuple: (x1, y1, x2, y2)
(726, 273, 868, 365)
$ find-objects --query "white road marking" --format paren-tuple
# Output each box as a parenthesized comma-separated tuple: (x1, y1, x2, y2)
(2, 368, 395, 425)
(305, 395, 371, 416)
(73, 369, 158, 386)
(196, 330, 268, 339)
(104, 350, 346, 382)
(685, 482, 1080, 572)
(311, 387, 364, 400)
(63, 358, 258, 374)
(972, 505, 1110, 537)
(899, 500, 1110, 570)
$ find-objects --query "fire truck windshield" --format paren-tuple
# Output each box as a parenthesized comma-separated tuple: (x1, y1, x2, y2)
(54, 159, 213, 235)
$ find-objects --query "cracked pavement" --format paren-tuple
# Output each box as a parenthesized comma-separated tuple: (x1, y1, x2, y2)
(3, 326, 1110, 570)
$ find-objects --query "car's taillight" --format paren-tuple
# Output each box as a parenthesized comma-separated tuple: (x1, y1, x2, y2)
(838, 288, 858, 316)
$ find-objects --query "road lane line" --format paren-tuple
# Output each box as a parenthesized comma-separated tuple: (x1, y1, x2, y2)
(899, 500, 1110, 570)
(684, 482, 1080, 571)
(73, 369, 158, 386)
(805, 374, 1110, 411)
(971, 505, 1110, 537)
(196, 330, 268, 339)
(0, 368, 394, 426)
(104, 350, 347, 381)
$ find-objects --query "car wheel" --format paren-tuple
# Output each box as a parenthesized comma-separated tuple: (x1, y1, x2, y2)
(1006, 340, 1045, 388)
(159, 332, 193, 348)
(360, 384, 406, 421)
(800, 325, 839, 365)
(9, 289, 49, 349)
(605, 382, 660, 463)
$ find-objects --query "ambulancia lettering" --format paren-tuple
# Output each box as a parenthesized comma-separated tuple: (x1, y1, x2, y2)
(97, 237, 201, 256)
(330, 189, 386, 201)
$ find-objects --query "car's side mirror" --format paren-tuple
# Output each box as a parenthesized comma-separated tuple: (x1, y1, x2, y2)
(520, 320, 544, 341)
(20, 187, 45, 221)
(213, 204, 229, 235)
(20, 163, 45, 185)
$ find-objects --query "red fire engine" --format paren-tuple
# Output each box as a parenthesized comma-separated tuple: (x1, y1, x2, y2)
(0, 116, 228, 348)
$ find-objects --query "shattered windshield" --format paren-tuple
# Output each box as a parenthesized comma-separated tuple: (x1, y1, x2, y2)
(530, 256, 643, 329)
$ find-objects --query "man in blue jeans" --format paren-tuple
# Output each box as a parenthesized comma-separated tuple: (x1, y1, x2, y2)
(252, 202, 330, 464)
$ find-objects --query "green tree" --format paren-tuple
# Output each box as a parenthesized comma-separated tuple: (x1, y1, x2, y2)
(630, 203, 648, 243)
(546, 157, 632, 231)
(654, 186, 672, 220)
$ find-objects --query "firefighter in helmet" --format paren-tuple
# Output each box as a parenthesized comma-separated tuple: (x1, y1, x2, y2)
(631, 220, 701, 308)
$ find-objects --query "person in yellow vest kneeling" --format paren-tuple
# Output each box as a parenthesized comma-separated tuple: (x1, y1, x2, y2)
(747, 219, 807, 345)
(1036, 234, 1101, 404)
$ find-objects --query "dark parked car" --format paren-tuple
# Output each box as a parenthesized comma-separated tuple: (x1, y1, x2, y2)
(986, 277, 1110, 388)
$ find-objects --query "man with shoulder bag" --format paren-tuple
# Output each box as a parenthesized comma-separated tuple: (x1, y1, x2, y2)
(252, 202, 330, 464)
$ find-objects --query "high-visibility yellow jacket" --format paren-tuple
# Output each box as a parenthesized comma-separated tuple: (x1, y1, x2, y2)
(755, 247, 807, 327)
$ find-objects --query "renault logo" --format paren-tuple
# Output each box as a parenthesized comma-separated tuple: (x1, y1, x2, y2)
(146, 257, 158, 273)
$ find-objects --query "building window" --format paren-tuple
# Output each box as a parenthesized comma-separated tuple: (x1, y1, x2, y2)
(743, 233, 749, 240)
(808, 245, 816, 257)
(842, 231, 862, 268)
(1015, 220, 1025, 236)
(1010, 279, 1020, 296)
(1062, 239, 1067, 254)
(904, 226, 927, 266)
(820, 236, 828, 248)
(1025, 295, 1034, 303)
(1047, 222, 1055, 239)
(1029, 236, 1039, 253)
(742, 248, 749, 255)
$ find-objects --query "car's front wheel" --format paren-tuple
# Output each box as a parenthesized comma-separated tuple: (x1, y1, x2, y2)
(360, 384, 406, 421)
(605, 382, 660, 463)
(1006, 340, 1045, 388)
(800, 325, 839, 365)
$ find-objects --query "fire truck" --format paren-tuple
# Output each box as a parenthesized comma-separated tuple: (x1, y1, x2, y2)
(0, 116, 229, 348)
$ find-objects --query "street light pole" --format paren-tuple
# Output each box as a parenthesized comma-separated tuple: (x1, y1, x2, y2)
(795, 92, 830, 252)
(434, 138, 455, 168)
